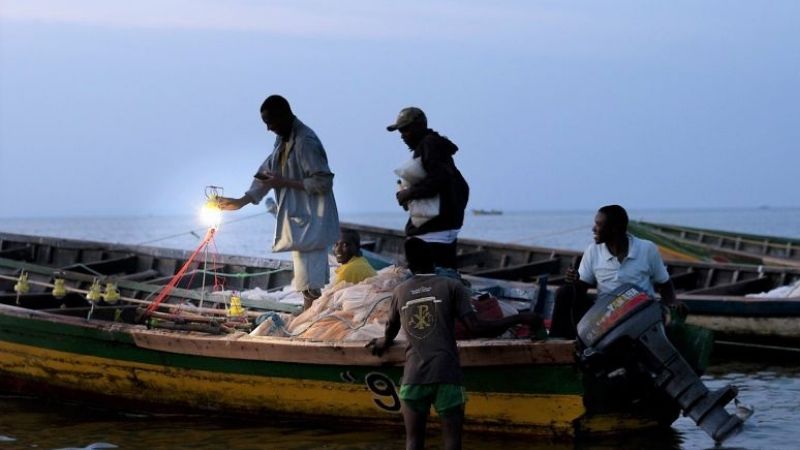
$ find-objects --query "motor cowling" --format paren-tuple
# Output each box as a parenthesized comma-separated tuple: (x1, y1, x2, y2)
(576, 284, 743, 443)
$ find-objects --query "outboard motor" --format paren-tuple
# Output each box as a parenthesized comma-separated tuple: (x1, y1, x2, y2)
(576, 284, 743, 443)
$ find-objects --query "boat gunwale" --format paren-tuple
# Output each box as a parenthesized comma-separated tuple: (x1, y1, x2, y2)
(341, 222, 581, 254)
(0, 302, 576, 366)
(343, 222, 800, 274)
(633, 220, 800, 247)
(5, 228, 800, 276)
(629, 221, 800, 268)
(0, 231, 293, 271)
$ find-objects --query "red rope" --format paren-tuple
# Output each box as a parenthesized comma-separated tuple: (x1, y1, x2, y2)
(210, 238, 224, 291)
(145, 227, 216, 315)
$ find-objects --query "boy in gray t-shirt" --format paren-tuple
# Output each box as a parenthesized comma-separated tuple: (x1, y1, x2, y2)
(369, 238, 541, 450)
(391, 274, 473, 386)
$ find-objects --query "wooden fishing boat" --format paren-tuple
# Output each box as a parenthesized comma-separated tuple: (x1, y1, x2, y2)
(0, 231, 698, 439)
(343, 222, 800, 350)
(628, 220, 800, 268)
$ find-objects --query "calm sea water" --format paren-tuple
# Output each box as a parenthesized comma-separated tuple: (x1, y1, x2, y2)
(1, 208, 799, 450)
(2, 208, 798, 258)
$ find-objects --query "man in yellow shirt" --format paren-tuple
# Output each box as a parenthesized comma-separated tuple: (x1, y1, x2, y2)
(333, 230, 377, 285)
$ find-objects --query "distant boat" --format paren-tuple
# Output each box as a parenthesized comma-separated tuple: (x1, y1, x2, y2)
(472, 209, 503, 216)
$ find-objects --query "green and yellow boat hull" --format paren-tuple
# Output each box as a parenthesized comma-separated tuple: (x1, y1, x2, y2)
(0, 304, 665, 439)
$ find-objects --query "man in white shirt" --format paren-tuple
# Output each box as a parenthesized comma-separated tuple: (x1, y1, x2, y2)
(549, 205, 681, 339)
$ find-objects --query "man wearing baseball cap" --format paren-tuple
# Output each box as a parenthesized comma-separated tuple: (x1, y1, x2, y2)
(387, 107, 469, 269)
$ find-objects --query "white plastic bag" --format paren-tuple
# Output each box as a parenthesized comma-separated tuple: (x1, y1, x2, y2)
(394, 157, 440, 226)
(393, 157, 427, 184)
(408, 198, 439, 226)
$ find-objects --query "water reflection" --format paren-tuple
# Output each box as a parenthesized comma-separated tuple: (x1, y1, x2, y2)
(1, 362, 797, 450)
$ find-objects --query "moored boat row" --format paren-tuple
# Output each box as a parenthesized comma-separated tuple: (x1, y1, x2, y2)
(342, 222, 800, 350)
(628, 220, 800, 268)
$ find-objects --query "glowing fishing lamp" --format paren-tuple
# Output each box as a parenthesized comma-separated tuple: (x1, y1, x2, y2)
(14, 271, 30, 294)
(86, 278, 102, 302)
(200, 201, 222, 229)
(227, 293, 246, 318)
(200, 185, 223, 229)
(52, 277, 67, 299)
(102, 282, 120, 304)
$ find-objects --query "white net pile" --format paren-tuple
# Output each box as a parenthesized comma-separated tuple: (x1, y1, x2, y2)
(249, 266, 411, 341)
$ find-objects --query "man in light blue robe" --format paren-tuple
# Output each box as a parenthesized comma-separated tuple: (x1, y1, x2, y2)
(218, 95, 339, 309)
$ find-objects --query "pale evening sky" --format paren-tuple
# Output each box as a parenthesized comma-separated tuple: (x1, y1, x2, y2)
(0, 0, 798, 218)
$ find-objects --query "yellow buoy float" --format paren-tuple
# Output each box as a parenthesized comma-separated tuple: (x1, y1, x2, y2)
(227, 293, 246, 317)
(14, 271, 30, 295)
(86, 278, 102, 302)
(52, 277, 67, 299)
(102, 282, 120, 304)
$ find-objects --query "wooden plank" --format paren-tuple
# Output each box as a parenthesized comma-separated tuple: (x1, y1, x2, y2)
(687, 316, 800, 343)
(59, 254, 139, 276)
(471, 258, 560, 281)
(0, 292, 86, 309)
(360, 239, 377, 251)
(148, 267, 251, 291)
(0, 246, 33, 260)
(456, 250, 488, 268)
(52, 248, 79, 268)
(684, 277, 773, 296)
(146, 270, 209, 290)
(128, 329, 575, 366)
(682, 296, 800, 317)
(671, 271, 700, 291)
(118, 269, 160, 281)
(703, 268, 716, 288)
(155, 258, 177, 278)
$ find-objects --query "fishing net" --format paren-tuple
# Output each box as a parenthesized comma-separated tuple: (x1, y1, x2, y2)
(250, 265, 410, 341)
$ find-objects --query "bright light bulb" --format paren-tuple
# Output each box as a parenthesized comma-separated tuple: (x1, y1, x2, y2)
(200, 201, 222, 229)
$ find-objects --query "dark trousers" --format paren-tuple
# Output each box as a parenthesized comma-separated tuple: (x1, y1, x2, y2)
(548, 285, 594, 339)
(424, 240, 458, 269)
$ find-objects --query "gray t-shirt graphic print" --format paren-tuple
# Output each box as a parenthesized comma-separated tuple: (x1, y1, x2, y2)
(388, 274, 474, 385)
